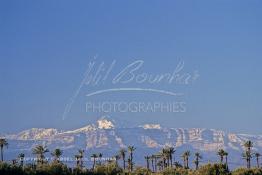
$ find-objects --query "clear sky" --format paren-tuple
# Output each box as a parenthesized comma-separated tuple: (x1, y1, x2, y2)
(0, 0, 262, 134)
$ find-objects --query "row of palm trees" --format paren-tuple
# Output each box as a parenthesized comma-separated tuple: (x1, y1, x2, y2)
(144, 148, 260, 172)
(242, 140, 261, 169)
(115, 146, 136, 172)
(144, 147, 176, 172)
(0, 139, 137, 172)
(0, 137, 261, 172)
(217, 148, 229, 170)
(144, 148, 201, 172)
(143, 140, 261, 172)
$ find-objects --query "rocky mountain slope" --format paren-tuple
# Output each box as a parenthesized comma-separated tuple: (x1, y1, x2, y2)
(3, 118, 262, 168)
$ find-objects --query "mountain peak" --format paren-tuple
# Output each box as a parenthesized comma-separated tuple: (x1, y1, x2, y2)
(97, 117, 115, 129)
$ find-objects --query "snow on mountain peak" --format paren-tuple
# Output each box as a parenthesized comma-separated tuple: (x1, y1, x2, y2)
(142, 124, 161, 129)
(9, 128, 59, 140)
(67, 124, 96, 133)
(97, 118, 115, 129)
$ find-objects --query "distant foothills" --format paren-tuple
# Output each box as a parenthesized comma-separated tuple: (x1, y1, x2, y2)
(0, 118, 262, 175)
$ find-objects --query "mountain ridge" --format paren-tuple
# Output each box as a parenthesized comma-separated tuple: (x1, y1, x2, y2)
(2, 118, 262, 167)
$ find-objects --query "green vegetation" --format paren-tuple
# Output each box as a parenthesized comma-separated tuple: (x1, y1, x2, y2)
(0, 138, 261, 175)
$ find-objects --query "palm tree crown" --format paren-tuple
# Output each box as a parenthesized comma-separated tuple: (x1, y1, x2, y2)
(91, 153, 98, 169)
(244, 140, 253, 151)
(51, 148, 63, 163)
(217, 149, 226, 163)
(18, 153, 25, 167)
(32, 145, 49, 164)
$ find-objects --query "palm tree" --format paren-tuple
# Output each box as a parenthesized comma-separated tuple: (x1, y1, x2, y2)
(150, 155, 155, 172)
(12, 159, 17, 165)
(182, 154, 186, 168)
(18, 153, 25, 167)
(243, 141, 253, 169)
(242, 151, 252, 169)
(32, 145, 49, 165)
(217, 149, 226, 163)
(128, 146, 136, 171)
(167, 147, 175, 167)
(255, 153, 261, 168)
(145, 156, 150, 170)
(74, 149, 84, 168)
(127, 158, 133, 172)
(160, 148, 168, 168)
(182, 151, 190, 169)
(75, 155, 80, 168)
(244, 140, 253, 153)
(51, 148, 63, 163)
(0, 138, 8, 162)
(157, 160, 164, 171)
(78, 149, 84, 168)
(194, 152, 202, 170)
(224, 151, 229, 169)
(119, 148, 126, 170)
(166, 148, 170, 167)
(98, 153, 103, 165)
(114, 154, 120, 166)
(154, 154, 160, 172)
(91, 153, 98, 169)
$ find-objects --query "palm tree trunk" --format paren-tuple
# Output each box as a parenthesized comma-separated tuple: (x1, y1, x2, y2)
(170, 155, 173, 167)
(257, 157, 259, 168)
(197, 162, 199, 170)
(154, 157, 157, 172)
(196, 157, 199, 170)
(130, 152, 133, 171)
(123, 157, 125, 170)
(225, 156, 228, 170)
(0, 146, 3, 161)
(41, 154, 44, 165)
(220, 156, 223, 163)
(151, 159, 154, 172)
(115, 158, 118, 166)
(93, 158, 96, 169)
(196, 161, 199, 170)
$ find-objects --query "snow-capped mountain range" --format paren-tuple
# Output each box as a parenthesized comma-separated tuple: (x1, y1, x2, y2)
(2, 118, 262, 168)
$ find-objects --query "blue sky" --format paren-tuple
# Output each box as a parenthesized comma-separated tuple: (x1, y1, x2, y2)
(0, 0, 262, 134)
